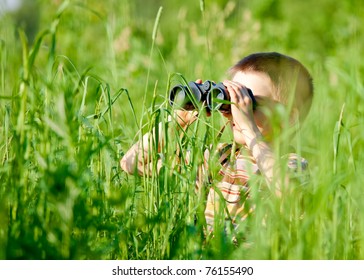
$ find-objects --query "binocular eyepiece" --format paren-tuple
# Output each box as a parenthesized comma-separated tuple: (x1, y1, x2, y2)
(169, 80, 256, 113)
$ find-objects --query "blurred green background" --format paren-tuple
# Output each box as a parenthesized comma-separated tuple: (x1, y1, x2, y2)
(1, 0, 364, 259)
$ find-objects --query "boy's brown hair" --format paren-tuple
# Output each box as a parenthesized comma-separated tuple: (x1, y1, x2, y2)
(229, 52, 313, 123)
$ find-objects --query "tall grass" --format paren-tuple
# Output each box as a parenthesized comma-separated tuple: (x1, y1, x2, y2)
(1, 0, 364, 260)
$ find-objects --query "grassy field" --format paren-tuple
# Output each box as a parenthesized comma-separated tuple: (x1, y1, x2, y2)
(0, 0, 364, 260)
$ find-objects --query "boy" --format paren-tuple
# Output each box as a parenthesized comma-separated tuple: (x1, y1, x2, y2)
(120, 52, 313, 232)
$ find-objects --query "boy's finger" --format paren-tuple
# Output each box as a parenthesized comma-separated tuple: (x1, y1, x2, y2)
(226, 81, 252, 104)
(224, 82, 239, 102)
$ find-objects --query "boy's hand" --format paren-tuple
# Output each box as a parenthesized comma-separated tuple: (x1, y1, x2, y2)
(222, 80, 263, 147)
(174, 110, 198, 129)
(223, 80, 256, 130)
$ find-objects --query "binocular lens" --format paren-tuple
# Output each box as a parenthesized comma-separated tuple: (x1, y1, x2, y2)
(173, 87, 187, 107)
(208, 88, 225, 110)
(207, 87, 229, 112)
(169, 84, 200, 110)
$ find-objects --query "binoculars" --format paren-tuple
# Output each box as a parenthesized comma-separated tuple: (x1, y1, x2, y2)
(169, 80, 256, 113)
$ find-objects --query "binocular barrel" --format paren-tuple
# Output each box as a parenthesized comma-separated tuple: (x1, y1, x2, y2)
(169, 80, 256, 112)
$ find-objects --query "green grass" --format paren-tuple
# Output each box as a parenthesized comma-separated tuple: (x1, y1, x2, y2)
(1, 0, 364, 260)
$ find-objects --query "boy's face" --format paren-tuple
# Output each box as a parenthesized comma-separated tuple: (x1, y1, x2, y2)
(224, 70, 280, 145)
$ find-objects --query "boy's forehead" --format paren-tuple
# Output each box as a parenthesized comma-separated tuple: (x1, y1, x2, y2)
(232, 70, 275, 98)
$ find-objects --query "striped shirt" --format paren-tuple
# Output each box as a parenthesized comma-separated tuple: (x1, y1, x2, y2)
(202, 143, 308, 232)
